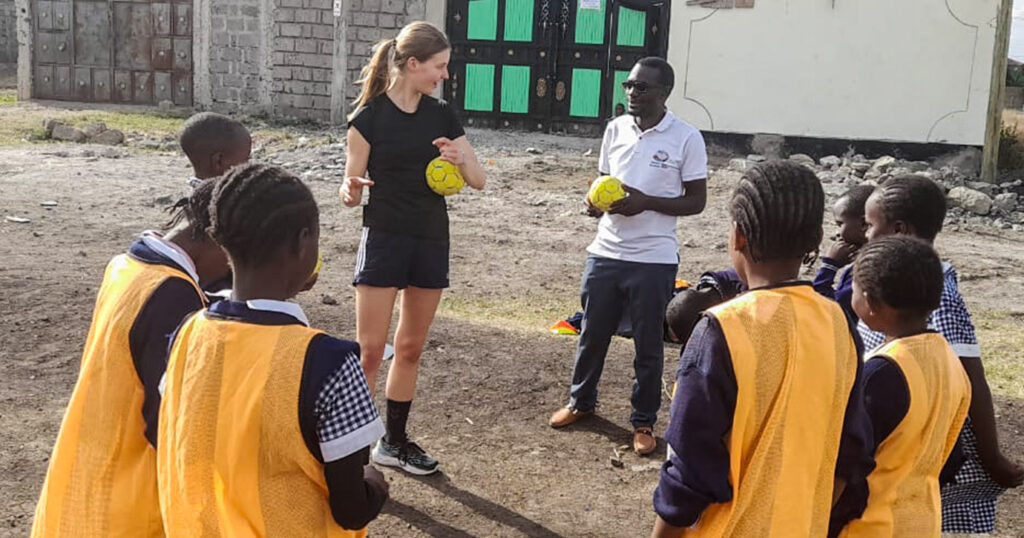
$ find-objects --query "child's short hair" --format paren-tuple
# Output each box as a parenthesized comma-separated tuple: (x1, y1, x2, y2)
(730, 160, 824, 262)
(165, 178, 219, 239)
(208, 163, 318, 267)
(837, 185, 875, 217)
(854, 236, 943, 316)
(873, 175, 947, 241)
(179, 112, 250, 164)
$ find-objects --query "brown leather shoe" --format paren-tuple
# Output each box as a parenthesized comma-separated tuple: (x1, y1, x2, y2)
(633, 427, 656, 455)
(548, 406, 594, 428)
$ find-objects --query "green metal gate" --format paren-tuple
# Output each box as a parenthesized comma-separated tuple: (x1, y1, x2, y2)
(445, 0, 668, 136)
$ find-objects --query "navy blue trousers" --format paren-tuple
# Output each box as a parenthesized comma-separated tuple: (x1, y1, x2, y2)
(568, 255, 677, 427)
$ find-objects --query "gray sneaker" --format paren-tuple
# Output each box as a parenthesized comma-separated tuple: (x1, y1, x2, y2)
(371, 439, 440, 476)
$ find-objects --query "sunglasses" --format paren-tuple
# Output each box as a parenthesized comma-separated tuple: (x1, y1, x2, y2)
(621, 80, 662, 94)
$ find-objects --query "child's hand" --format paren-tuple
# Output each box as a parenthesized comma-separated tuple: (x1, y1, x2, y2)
(340, 176, 374, 207)
(364, 465, 390, 496)
(985, 453, 1024, 488)
(608, 185, 650, 216)
(825, 239, 859, 266)
(432, 137, 465, 166)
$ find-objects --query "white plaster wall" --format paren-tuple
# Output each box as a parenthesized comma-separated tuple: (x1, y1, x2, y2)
(665, 0, 999, 145)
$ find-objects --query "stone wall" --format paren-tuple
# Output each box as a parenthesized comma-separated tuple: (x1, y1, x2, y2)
(344, 0, 425, 104)
(208, 0, 264, 110)
(0, 0, 16, 67)
(271, 0, 334, 120)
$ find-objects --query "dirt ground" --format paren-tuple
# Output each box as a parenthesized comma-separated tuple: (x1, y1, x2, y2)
(1, 124, 1023, 537)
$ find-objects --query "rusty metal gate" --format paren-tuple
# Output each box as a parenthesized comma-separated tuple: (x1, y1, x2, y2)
(32, 0, 193, 105)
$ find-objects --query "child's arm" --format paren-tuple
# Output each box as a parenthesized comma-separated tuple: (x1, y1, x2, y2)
(652, 316, 736, 533)
(827, 354, 909, 532)
(960, 358, 1024, 487)
(936, 270, 1023, 487)
(323, 449, 389, 529)
(302, 336, 390, 528)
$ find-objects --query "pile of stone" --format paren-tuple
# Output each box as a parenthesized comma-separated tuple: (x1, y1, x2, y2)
(42, 120, 125, 146)
(727, 152, 1024, 231)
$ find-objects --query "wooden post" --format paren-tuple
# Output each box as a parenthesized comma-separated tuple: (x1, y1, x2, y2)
(982, 0, 1013, 183)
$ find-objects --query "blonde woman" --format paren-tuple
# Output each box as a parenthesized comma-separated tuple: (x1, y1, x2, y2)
(341, 21, 485, 475)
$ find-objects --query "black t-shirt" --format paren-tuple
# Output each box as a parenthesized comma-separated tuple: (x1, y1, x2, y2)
(348, 94, 465, 240)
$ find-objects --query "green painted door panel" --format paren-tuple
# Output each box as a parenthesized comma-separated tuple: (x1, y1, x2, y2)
(465, 63, 495, 111)
(574, 0, 605, 45)
(500, 65, 530, 113)
(612, 69, 629, 111)
(467, 0, 498, 41)
(569, 68, 601, 117)
(503, 0, 533, 42)
(616, 7, 645, 47)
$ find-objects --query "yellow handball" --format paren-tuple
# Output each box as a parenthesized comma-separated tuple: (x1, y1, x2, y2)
(312, 252, 323, 276)
(587, 175, 627, 212)
(425, 157, 465, 196)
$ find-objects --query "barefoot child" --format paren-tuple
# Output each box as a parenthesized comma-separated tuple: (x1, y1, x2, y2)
(834, 236, 970, 537)
(858, 175, 1023, 533)
(158, 164, 388, 536)
(651, 161, 873, 538)
(31, 180, 230, 537)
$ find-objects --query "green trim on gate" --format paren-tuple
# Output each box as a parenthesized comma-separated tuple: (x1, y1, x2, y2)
(464, 63, 495, 111)
(574, 0, 606, 45)
(504, 0, 534, 42)
(569, 68, 602, 117)
(612, 70, 629, 112)
(616, 7, 646, 47)
(500, 65, 530, 113)
(467, 0, 498, 41)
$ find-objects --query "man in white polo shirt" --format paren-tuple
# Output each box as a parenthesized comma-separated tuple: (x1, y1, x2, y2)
(549, 57, 708, 456)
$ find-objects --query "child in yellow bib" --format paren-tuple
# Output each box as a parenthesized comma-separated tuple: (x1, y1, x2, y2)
(31, 180, 230, 537)
(157, 164, 389, 537)
(832, 237, 970, 537)
(651, 161, 874, 538)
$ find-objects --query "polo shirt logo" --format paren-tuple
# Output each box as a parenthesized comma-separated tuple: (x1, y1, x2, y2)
(650, 149, 679, 169)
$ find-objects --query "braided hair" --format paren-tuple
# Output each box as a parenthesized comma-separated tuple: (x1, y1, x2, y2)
(873, 175, 947, 241)
(164, 178, 219, 240)
(208, 163, 318, 267)
(854, 236, 942, 316)
(730, 160, 824, 263)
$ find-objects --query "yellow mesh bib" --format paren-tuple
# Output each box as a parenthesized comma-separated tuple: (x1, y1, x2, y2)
(683, 285, 859, 537)
(32, 254, 202, 538)
(840, 333, 970, 538)
(158, 313, 367, 538)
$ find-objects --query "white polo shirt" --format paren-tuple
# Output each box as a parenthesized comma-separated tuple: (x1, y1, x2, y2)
(587, 111, 708, 264)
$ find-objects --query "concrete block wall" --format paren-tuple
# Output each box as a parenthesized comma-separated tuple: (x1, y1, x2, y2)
(0, 0, 16, 66)
(208, 0, 264, 110)
(344, 0, 426, 104)
(271, 0, 334, 120)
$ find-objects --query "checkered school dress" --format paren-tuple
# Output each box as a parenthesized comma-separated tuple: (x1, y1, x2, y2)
(859, 262, 1002, 534)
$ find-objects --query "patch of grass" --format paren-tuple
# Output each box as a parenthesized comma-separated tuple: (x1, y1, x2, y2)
(438, 292, 576, 333)
(974, 310, 1024, 400)
(998, 123, 1024, 171)
(0, 89, 16, 107)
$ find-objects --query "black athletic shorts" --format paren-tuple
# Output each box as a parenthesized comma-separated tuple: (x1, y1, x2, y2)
(352, 227, 450, 289)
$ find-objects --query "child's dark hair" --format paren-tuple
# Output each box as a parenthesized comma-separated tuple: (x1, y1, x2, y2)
(730, 160, 824, 262)
(208, 163, 318, 267)
(854, 236, 942, 316)
(179, 112, 250, 164)
(836, 185, 875, 217)
(873, 175, 947, 241)
(164, 178, 219, 240)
